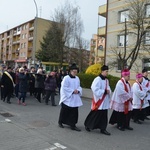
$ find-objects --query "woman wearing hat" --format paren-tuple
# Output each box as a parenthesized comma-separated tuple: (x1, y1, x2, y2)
(58, 63, 82, 131)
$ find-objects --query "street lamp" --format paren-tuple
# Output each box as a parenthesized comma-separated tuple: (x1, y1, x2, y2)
(32, 0, 38, 67)
(33, 0, 38, 17)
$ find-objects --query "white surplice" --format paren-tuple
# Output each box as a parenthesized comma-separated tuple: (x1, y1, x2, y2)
(132, 81, 148, 109)
(141, 77, 150, 101)
(59, 75, 83, 107)
(91, 76, 111, 110)
(110, 77, 133, 112)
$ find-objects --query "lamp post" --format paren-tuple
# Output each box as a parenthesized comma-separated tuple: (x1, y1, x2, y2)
(33, 0, 38, 17)
(32, 0, 38, 67)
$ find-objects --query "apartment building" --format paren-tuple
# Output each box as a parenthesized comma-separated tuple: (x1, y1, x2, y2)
(89, 34, 105, 65)
(0, 18, 54, 68)
(89, 3, 106, 66)
(98, 0, 150, 79)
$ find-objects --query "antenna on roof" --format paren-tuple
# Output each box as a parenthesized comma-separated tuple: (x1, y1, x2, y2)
(39, 6, 42, 18)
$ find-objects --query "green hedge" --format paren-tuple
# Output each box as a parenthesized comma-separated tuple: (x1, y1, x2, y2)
(78, 73, 120, 91)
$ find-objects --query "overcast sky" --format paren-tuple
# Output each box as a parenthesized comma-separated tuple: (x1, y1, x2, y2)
(0, 0, 106, 41)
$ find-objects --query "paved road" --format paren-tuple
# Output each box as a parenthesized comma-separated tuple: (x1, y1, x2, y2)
(0, 94, 150, 150)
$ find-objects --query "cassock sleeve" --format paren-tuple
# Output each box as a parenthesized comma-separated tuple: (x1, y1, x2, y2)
(76, 76, 82, 96)
(61, 76, 74, 99)
(91, 77, 105, 101)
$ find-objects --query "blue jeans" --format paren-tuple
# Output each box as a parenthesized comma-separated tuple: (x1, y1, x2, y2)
(19, 92, 26, 103)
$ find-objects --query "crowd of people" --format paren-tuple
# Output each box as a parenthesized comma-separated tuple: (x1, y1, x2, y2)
(0, 65, 67, 106)
(0, 63, 150, 136)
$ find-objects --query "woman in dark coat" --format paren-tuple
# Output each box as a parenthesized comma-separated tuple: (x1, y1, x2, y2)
(18, 67, 28, 106)
(44, 71, 57, 106)
(34, 68, 45, 103)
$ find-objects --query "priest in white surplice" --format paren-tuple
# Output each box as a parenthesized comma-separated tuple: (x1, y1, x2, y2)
(58, 63, 83, 131)
(109, 69, 133, 131)
(84, 65, 111, 135)
(141, 68, 150, 119)
(132, 73, 149, 124)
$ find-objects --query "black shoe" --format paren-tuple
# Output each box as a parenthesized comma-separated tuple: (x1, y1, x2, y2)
(58, 122, 64, 128)
(52, 104, 57, 106)
(85, 126, 91, 132)
(38, 99, 41, 103)
(117, 126, 125, 131)
(145, 116, 150, 120)
(7, 101, 11, 104)
(134, 120, 142, 124)
(125, 126, 133, 130)
(101, 130, 111, 135)
(71, 126, 81, 132)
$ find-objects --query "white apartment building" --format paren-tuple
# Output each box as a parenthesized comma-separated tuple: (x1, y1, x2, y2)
(103, 0, 150, 79)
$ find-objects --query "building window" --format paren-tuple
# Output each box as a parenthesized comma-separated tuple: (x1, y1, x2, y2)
(25, 24, 28, 29)
(98, 45, 103, 50)
(25, 33, 27, 38)
(21, 43, 23, 49)
(144, 32, 150, 45)
(22, 34, 24, 39)
(24, 43, 26, 48)
(118, 35, 128, 47)
(143, 58, 150, 71)
(119, 10, 129, 22)
(146, 4, 150, 17)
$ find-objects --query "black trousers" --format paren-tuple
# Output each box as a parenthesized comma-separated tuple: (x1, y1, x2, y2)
(4, 91, 12, 102)
(1, 87, 4, 100)
(45, 90, 55, 105)
(36, 88, 43, 102)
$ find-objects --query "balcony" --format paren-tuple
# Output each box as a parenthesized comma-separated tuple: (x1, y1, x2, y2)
(28, 37, 33, 41)
(98, 26, 106, 37)
(29, 26, 34, 31)
(13, 31, 17, 36)
(98, 4, 107, 17)
(28, 47, 33, 51)
(12, 49, 16, 54)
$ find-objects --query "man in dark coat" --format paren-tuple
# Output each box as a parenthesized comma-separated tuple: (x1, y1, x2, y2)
(18, 67, 28, 106)
(35, 68, 45, 103)
(1, 67, 15, 104)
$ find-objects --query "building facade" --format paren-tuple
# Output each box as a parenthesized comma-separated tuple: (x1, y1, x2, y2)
(0, 18, 53, 68)
(98, 0, 150, 79)
(89, 34, 105, 65)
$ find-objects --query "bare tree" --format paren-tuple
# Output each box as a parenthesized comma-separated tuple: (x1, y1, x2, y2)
(52, 0, 84, 48)
(75, 37, 89, 71)
(108, 0, 150, 71)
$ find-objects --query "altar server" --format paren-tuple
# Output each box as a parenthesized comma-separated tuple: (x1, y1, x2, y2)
(58, 63, 82, 131)
(132, 73, 149, 124)
(141, 68, 150, 119)
(84, 65, 111, 135)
